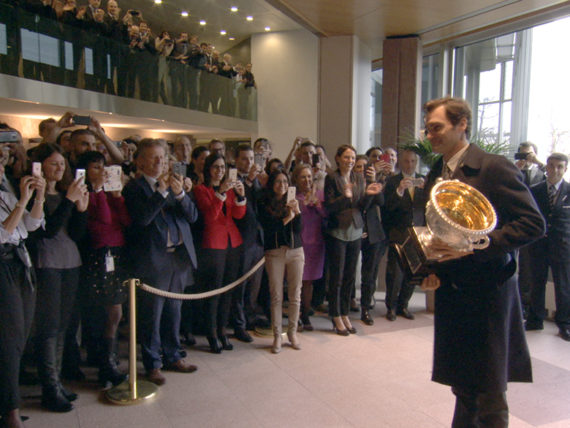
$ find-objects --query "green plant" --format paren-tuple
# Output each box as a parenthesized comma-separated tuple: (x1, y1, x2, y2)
(398, 128, 510, 168)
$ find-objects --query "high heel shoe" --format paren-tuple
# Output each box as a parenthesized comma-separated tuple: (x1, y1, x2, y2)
(287, 331, 301, 350)
(331, 320, 349, 336)
(207, 336, 223, 354)
(341, 316, 357, 334)
(220, 335, 233, 351)
(271, 335, 282, 354)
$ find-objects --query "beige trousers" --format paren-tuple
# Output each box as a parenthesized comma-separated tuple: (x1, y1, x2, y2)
(265, 246, 305, 336)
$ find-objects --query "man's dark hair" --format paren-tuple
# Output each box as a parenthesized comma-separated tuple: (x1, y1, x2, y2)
(365, 146, 383, 157)
(191, 145, 209, 160)
(547, 152, 568, 166)
(519, 142, 538, 155)
(70, 128, 95, 143)
(423, 96, 472, 139)
(300, 141, 316, 150)
(235, 143, 253, 159)
(56, 130, 72, 146)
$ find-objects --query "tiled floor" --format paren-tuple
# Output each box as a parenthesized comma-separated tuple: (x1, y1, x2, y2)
(19, 292, 570, 428)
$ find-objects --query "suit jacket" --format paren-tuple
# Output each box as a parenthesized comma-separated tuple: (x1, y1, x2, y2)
(324, 170, 372, 232)
(192, 184, 246, 250)
(234, 176, 264, 247)
(122, 176, 198, 274)
(529, 179, 570, 262)
(521, 166, 545, 187)
(423, 143, 545, 392)
(382, 172, 426, 243)
(363, 192, 386, 244)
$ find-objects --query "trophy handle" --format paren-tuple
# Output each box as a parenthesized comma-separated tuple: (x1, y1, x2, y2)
(471, 235, 490, 250)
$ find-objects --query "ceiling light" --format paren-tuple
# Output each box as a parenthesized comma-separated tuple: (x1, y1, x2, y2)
(229, 37, 235, 41)
(199, 20, 206, 25)
(220, 30, 227, 35)
(154, 0, 162, 4)
(264, 26, 271, 31)
(230, 6, 238, 12)
(246, 16, 253, 21)
(181, 11, 189, 17)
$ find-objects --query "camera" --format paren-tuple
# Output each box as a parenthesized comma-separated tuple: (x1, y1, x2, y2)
(514, 152, 529, 160)
(0, 130, 20, 143)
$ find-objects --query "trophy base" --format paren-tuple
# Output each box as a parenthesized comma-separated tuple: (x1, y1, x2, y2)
(392, 227, 438, 285)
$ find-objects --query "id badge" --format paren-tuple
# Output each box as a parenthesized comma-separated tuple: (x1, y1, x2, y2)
(105, 250, 115, 272)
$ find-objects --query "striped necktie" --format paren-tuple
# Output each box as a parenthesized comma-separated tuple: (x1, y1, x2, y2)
(549, 184, 558, 207)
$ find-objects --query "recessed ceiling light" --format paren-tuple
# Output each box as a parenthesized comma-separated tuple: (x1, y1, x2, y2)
(229, 37, 235, 41)
(181, 11, 189, 17)
(220, 30, 227, 35)
(154, 0, 162, 4)
(230, 6, 238, 12)
(264, 26, 271, 31)
(246, 16, 253, 21)
(199, 20, 206, 25)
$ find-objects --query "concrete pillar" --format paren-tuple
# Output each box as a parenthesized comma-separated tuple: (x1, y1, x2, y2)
(381, 36, 422, 149)
(319, 35, 371, 156)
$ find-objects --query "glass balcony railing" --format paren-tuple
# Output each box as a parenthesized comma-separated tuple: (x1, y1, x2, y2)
(0, 3, 257, 120)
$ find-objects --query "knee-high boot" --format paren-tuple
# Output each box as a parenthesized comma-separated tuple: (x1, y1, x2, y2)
(287, 301, 301, 350)
(271, 301, 282, 354)
(99, 337, 127, 387)
(36, 336, 73, 412)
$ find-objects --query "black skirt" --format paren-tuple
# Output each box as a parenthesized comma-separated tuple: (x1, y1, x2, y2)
(84, 246, 128, 306)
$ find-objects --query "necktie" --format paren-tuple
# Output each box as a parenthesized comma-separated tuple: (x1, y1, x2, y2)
(549, 184, 557, 207)
(442, 163, 452, 180)
(156, 182, 180, 246)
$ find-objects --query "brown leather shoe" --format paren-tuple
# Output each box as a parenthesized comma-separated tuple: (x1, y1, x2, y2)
(164, 359, 198, 373)
(147, 368, 166, 386)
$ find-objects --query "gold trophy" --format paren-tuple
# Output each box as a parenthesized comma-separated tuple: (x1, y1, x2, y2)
(393, 179, 497, 283)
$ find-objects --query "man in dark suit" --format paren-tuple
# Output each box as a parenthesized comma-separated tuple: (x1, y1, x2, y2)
(526, 153, 570, 341)
(515, 141, 546, 316)
(123, 139, 199, 385)
(383, 149, 426, 321)
(232, 144, 265, 341)
(359, 154, 388, 325)
(420, 97, 545, 427)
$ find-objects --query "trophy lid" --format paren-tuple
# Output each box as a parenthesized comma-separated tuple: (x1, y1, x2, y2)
(430, 179, 497, 236)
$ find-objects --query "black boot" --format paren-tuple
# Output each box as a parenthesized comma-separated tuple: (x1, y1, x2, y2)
(99, 338, 127, 387)
(37, 336, 73, 413)
(361, 307, 374, 325)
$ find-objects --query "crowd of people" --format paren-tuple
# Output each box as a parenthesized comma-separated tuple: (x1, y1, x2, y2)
(0, 96, 568, 428)
(1, 1, 256, 118)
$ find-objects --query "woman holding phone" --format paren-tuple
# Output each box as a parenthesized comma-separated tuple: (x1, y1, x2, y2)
(77, 151, 130, 387)
(258, 170, 304, 353)
(29, 143, 88, 412)
(324, 145, 382, 335)
(193, 153, 246, 353)
(0, 156, 45, 428)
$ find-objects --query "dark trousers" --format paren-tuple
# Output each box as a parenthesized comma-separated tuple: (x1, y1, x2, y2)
(385, 246, 415, 311)
(528, 253, 570, 329)
(34, 267, 80, 389)
(199, 244, 242, 337)
(0, 256, 35, 414)
(327, 236, 361, 317)
(360, 238, 387, 308)
(232, 242, 264, 330)
(139, 247, 191, 371)
(451, 387, 508, 428)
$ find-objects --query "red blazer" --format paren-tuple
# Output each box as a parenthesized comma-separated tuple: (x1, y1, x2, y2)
(193, 184, 246, 249)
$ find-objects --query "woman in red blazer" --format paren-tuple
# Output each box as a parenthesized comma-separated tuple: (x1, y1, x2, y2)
(193, 152, 246, 353)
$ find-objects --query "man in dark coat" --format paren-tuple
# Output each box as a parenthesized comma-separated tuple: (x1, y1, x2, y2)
(526, 153, 570, 341)
(420, 97, 545, 427)
(383, 149, 426, 321)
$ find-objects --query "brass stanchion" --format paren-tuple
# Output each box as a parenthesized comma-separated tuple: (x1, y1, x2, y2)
(105, 279, 158, 404)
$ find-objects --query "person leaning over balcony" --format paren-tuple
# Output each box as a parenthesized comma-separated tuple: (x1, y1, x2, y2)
(257, 170, 304, 353)
(0, 154, 45, 428)
(28, 143, 89, 413)
(193, 152, 246, 353)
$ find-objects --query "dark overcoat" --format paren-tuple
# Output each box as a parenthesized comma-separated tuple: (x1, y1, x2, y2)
(424, 144, 545, 392)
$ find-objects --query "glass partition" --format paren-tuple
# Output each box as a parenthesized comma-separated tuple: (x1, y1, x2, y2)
(0, 3, 256, 120)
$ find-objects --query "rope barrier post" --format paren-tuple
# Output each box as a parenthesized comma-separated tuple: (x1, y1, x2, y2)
(105, 278, 158, 405)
